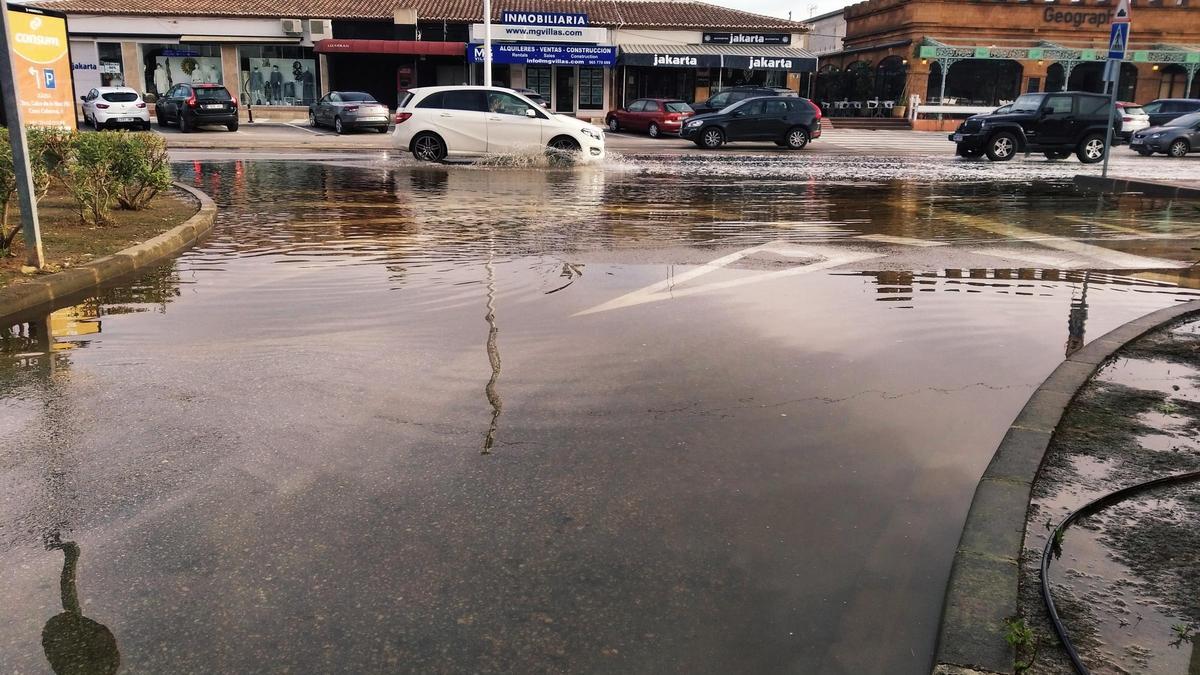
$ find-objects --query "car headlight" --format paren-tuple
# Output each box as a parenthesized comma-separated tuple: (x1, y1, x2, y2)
(581, 127, 602, 141)
(1150, 132, 1163, 138)
(686, 119, 703, 127)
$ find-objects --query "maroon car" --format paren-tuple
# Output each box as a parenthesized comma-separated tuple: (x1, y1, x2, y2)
(605, 98, 694, 138)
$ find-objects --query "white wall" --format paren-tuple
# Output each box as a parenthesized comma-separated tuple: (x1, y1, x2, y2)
(807, 14, 845, 55)
(611, 29, 702, 46)
(66, 14, 297, 41)
(70, 39, 101, 95)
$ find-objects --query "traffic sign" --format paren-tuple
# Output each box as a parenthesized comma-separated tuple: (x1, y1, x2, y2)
(1112, 0, 1130, 23)
(1108, 22, 1129, 60)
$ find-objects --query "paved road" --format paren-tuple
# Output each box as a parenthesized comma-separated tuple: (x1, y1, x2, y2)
(2, 156, 1199, 674)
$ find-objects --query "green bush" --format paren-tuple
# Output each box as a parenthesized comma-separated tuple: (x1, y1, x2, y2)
(109, 133, 171, 211)
(61, 131, 116, 225)
(0, 131, 53, 255)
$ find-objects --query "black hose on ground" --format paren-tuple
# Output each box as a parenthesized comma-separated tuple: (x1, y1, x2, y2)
(1040, 469, 1200, 675)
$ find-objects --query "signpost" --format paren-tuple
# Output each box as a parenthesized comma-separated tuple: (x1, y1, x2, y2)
(0, 3, 73, 269)
(1101, 0, 1130, 179)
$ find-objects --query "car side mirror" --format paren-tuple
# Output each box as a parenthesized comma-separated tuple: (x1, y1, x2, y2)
(79, 96, 87, 102)
(525, 108, 536, 118)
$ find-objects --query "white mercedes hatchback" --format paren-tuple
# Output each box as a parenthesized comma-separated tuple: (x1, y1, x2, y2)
(80, 87, 151, 131)
(392, 86, 605, 163)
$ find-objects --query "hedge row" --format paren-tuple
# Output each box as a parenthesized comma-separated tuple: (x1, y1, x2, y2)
(0, 130, 173, 254)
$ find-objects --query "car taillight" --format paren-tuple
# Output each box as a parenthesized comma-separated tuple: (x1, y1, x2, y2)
(808, 99, 822, 120)
(344, 106, 359, 112)
(666, 113, 680, 120)
(1122, 116, 1132, 122)
(395, 112, 412, 124)
(95, 103, 109, 109)
(186, 94, 197, 108)
(135, 102, 146, 108)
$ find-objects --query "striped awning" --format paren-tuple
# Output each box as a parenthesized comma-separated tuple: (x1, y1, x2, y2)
(619, 43, 817, 72)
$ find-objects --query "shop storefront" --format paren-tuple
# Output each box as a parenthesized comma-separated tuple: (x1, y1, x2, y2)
(813, 0, 1200, 126)
(618, 43, 818, 105)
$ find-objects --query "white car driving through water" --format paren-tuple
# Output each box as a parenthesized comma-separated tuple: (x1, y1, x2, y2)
(392, 86, 605, 163)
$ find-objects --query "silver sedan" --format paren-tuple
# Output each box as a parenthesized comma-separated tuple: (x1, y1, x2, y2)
(309, 91, 391, 134)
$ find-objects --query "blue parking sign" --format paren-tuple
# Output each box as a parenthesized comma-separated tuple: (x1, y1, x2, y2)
(1108, 23, 1129, 60)
(43, 68, 56, 89)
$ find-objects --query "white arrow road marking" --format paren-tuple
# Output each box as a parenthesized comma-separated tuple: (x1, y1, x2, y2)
(854, 234, 948, 247)
(574, 243, 884, 316)
(948, 212, 1191, 269)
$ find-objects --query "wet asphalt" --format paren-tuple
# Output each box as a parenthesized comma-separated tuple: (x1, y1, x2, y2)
(2, 155, 1199, 674)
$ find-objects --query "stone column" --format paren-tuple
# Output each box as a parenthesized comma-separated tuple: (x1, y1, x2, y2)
(1135, 64, 1162, 103)
(1023, 61, 1049, 94)
(121, 42, 143, 94)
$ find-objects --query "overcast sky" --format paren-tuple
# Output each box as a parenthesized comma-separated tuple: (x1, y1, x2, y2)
(706, 0, 853, 22)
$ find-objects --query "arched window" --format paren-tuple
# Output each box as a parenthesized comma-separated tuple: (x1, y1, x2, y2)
(874, 56, 908, 102)
(926, 62, 943, 103)
(1159, 65, 1188, 98)
(1067, 62, 1137, 100)
(942, 60, 1023, 105)
(1046, 63, 1066, 92)
(844, 61, 873, 102)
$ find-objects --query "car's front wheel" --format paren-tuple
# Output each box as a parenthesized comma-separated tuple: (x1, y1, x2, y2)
(546, 136, 580, 166)
(411, 133, 447, 162)
(985, 132, 1018, 161)
(700, 127, 724, 149)
(785, 126, 809, 150)
(1168, 139, 1190, 158)
(1077, 133, 1106, 163)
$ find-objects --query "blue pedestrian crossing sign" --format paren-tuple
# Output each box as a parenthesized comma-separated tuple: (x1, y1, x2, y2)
(1108, 22, 1129, 60)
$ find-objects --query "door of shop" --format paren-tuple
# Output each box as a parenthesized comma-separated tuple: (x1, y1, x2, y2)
(555, 66, 575, 113)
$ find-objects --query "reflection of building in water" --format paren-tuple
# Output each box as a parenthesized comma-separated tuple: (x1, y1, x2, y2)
(41, 538, 120, 675)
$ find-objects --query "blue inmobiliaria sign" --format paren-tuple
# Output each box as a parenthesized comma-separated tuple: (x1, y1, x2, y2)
(469, 43, 616, 66)
(500, 11, 588, 26)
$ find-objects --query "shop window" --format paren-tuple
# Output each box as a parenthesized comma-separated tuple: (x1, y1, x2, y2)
(526, 66, 552, 98)
(239, 45, 319, 107)
(940, 59, 1023, 105)
(142, 44, 222, 101)
(98, 42, 125, 87)
(579, 67, 604, 110)
(874, 56, 908, 102)
(1158, 65, 1188, 98)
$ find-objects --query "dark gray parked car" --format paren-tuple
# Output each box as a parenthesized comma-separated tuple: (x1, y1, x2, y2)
(1140, 98, 1200, 127)
(309, 91, 391, 134)
(1129, 111, 1200, 157)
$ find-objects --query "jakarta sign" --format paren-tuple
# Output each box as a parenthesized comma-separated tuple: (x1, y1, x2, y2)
(5, 4, 76, 129)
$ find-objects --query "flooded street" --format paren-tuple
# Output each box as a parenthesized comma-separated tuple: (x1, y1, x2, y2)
(2, 157, 1199, 673)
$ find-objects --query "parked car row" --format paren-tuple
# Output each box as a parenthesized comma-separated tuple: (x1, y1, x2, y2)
(950, 92, 1200, 162)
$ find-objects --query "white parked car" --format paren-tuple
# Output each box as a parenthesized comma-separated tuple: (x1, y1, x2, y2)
(1116, 101, 1150, 143)
(80, 87, 151, 131)
(392, 86, 605, 163)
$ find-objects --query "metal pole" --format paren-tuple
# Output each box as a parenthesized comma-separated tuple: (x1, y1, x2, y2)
(482, 0, 492, 87)
(1101, 59, 1120, 180)
(0, 2, 44, 269)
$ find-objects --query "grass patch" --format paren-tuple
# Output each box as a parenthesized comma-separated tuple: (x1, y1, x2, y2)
(0, 186, 196, 288)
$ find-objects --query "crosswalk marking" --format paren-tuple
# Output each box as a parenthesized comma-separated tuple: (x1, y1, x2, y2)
(854, 234, 948, 247)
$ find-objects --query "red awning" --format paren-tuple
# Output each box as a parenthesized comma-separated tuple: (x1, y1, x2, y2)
(314, 39, 465, 57)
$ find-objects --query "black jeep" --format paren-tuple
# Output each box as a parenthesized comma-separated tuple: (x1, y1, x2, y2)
(949, 91, 1118, 163)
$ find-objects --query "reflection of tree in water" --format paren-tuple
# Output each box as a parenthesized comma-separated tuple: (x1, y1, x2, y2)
(41, 536, 119, 675)
(482, 248, 502, 454)
(1065, 272, 1089, 358)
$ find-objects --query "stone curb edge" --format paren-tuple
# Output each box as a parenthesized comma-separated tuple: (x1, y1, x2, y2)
(931, 298, 1200, 675)
(1073, 174, 1200, 200)
(0, 181, 216, 326)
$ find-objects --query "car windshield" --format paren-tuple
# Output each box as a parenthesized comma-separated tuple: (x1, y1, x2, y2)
(665, 102, 692, 113)
(1166, 112, 1200, 127)
(101, 92, 138, 103)
(195, 88, 231, 101)
(1008, 94, 1043, 114)
(341, 92, 377, 102)
(1121, 105, 1145, 116)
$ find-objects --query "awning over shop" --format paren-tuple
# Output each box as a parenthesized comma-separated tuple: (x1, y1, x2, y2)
(619, 44, 817, 72)
(314, 39, 465, 57)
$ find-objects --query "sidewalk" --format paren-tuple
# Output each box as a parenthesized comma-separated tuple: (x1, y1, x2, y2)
(1075, 174, 1200, 199)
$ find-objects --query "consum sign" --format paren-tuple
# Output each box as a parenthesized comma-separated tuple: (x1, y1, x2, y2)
(6, 4, 76, 129)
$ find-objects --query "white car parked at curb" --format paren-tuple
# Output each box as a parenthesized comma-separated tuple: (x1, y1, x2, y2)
(80, 87, 151, 131)
(392, 86, 605, 163)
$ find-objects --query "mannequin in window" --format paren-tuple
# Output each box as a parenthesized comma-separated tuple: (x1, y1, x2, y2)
(300, 66, 315, 104)
(269, 65, 283, 104)
(249, 66, 264, 105)
(153, 63, 169, 97)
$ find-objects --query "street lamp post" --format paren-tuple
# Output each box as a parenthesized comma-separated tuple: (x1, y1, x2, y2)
(483, 0, 492, 86)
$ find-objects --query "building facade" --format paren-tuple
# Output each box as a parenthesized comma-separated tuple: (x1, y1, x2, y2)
(39, 0, 816, 121)
(812, 0, 1200, 118)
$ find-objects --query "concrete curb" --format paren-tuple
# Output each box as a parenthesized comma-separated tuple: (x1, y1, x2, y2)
(1074, 174, 1200, 199)
(931, 298, 1200, 675)
(0, 181, 216, 326)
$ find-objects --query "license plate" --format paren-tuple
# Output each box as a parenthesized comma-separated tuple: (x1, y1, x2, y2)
(204, 104, 224, 110)
(117, 117, 136, 122)
(360, 116, 386, 122)
(953, 134, 964, 142)
(1131, 139, 1143, 145)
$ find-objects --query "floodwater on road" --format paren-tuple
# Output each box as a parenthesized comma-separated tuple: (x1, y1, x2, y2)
(2, 158, 1199, 674)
